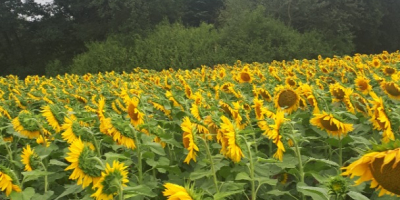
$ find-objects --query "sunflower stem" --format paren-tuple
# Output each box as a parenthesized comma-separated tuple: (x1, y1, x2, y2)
(0, 135, 14, 164)
(242, 136, 256, 200)
(131, 125, 143, 184)
(288, 134, 305, 200)
(200, 137, 219, 193)
(39, 162, 48, 192)
(338, 135, 343, 168)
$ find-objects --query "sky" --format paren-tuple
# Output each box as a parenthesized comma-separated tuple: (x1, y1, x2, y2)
(34, 0, 53, 4)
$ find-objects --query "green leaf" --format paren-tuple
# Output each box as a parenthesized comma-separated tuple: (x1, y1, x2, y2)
(32, 191, 54, 200)
(10, 187, 35, 200)
(297, 184, 329, 200)
(145, 142, 166, 156)
(190, 169, 211, 180)
(49, 159, 68, 166)
(55, 185, 83, 200)
(347, 191, 369, 200)
(124, 185, 157, 198)
(268, 189, 291, 196)
(22, 170, 54, 183)
(306, 158, 339, 167)
(235, 172, 251, 181)
(104, 152, 129, 160)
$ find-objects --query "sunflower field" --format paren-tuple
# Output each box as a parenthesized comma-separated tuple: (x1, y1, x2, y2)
(1, 51, 400, 200)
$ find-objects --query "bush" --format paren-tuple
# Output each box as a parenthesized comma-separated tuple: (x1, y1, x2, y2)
(131, 22, 230, 70)
(219, 6, 334, 62)
(70, 37, 131, 75)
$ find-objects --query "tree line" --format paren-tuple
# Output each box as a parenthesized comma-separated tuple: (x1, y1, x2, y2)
(1, 0, 399, 77)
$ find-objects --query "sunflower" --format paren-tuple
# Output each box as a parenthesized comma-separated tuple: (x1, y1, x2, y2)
(310, 112, 354, 138)
(237, 70, 252, 83)
(181, 117, 199, 164)
(383, 66, 396, 76)
(190, 103, 201, 121)
(12, 110, 41, 138)
(61, 117, 93, 146)
(102, 116, 136, 150)
(264, 110, 287, 161)
(127, 97, 144, 127)
(149, 101, 171, 118)
(351, 93, 371, 115)
(381, 81, 400, 100)
(163, 183, 202, 200)
(354, 76, 372, 95)
(42, 105, 64, 133)
(341, 141, 400, 197)
(273, 85, 300, 114)
(371, 58, 381, 68)
(0, 165, 21, 197)
(91, 161, 129, 200)
(65, 138, 101, 188)
(219, 116, 244, 163)
(369, 95, 394, 143)
(258, 88, 272, 102)
(253, 98, 264, 120)
(329, 83, 353, 103)
(0, 106, 11, 119)
(21, 144, 41, 171)
(285, 77, 297, 87)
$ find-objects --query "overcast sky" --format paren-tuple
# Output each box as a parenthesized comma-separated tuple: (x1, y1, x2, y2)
(35, 0, 53, 4)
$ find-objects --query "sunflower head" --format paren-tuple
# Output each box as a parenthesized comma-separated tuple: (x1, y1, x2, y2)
(354, 76, 372, 95)
(342, 140, 400, 197)
(12, 110, 41, 138)
(0, 165, 21, 196)
(310, 111, 354, 138)
(327, 176, 348, 199)
(91, 161, 129, 200)
(273, 85, 300, 114)
(383, 66, 396, 76)
(381, 81, 400, 100)
(21, 145, 41, 171)
(237, 70, 252, 83)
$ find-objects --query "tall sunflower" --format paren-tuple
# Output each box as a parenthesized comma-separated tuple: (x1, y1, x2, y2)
(65, 138, 102, 188)
(0, 165, 21, 196)
(61, 117, 93, 146)
(21, 145, 40, 171)
(264, 110, 287, 161)
(219, 116, 244, 163)
(91, 161, 129, 200)
(310, 112, 354, 138)
(181, 117, 199, 164)
(342, 141, 400, 197)
(273, 85, 300, 114)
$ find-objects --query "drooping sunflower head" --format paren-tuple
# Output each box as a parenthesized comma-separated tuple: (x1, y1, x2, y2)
(106, 116, 136, 150)
(65, 138, 102, 188)
(258, 88, 272, 102)
(42, 104, 65, 133)
(354, 76, 372, 95)
(273, 85, 300, 114)
(381, 81, 400, 100)
(310, 111, 354, 138)
(127, 97, 144, 127)
(342, 140, 400, 197)
(91, 161, 129, 200)
(181, 117, 199, 164)
(0, 165, 21, 196)
(329, 83, 347, 101)
(351, 93, 370, 115)
(12, 110, 41, 138)
(21, 145, 41, 171)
